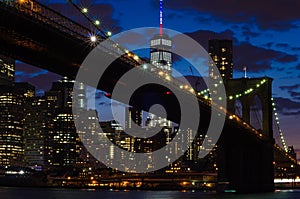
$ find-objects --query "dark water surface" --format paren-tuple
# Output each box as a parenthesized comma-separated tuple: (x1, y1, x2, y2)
(1, 187, 300, 199)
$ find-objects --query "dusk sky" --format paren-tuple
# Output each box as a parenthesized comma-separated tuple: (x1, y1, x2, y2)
(15, 0, 300, 157)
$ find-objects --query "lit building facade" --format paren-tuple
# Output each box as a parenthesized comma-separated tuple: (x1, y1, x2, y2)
(125, 107, 143, 129)
(23, 96, 49, 169)
(45, 78, 81, 167)
(209, 39, 233, 81)
(0, 55, 14, 85)
(51, 110, 77, 166)
(0, 56, 35, 167)
(0, 85, 23, 166)
(150, 34, 172, 74)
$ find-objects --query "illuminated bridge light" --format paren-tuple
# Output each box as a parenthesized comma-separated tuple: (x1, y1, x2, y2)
(90, 35, 97, 42)
(165, 75, 171, 81)
(94, 20, 100, 25)
(82, 8, 88, 13)
(133, 55, 139, 61)
(107, 31, 112, 37)
(142, 64, 148, 69)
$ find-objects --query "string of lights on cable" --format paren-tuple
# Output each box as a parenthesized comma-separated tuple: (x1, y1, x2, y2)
(271, 98, 288, 152)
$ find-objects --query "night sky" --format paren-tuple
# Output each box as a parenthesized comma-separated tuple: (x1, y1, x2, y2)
(15, 0, 300, 157)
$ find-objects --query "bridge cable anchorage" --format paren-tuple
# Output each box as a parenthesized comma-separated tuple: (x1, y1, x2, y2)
(271, 98, 288, 152)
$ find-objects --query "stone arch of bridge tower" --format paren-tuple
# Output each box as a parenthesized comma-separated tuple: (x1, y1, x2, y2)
(226, 77, 273, 138)
(249, 95, 263, 131)
(234, 99, 242, 118)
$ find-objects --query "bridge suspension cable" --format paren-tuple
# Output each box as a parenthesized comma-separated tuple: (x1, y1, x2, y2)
(67, 0, 111, 39)
(271, 98, 288, 152)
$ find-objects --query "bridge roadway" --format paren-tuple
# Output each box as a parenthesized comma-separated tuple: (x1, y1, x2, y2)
(0, 0, 296, 193)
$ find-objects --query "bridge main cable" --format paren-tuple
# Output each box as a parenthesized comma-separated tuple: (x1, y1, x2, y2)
(67, 0, 109, 39)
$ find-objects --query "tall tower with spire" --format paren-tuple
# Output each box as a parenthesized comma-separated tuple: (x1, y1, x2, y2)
(148, 0, 172, 129)
(150, 0, 172, 75)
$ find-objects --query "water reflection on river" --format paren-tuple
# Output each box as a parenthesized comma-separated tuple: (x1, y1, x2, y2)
(0, 187, 300, 199)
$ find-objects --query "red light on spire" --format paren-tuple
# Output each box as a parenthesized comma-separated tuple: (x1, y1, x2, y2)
(105, 93, 111, 98)
(159, 0, 163, 36)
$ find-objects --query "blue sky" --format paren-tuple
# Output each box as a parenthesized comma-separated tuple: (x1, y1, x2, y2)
(15, 0, 300, 155)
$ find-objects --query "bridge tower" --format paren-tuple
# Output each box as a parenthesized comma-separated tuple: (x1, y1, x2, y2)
(217, 77, 275, 193)
(227, 77, 273, 138)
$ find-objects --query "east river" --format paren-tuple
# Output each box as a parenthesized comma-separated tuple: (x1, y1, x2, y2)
(1, 187, 300, 199)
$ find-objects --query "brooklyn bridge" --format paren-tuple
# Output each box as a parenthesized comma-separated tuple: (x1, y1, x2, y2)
(0, 0, 297, 193)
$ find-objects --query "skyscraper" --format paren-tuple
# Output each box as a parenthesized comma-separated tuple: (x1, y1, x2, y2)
(0, 55, 14, 85)
(150, 0, 172, 74)
(45, 77, 80, 167)
(52, 109, 77, 167)
(150, 34, 172, 74)
(0, 85, 23, 166)
(209, 39, 233, 81)
(0, 55, 34, 167)
(125, 107, 143, 129)
(148, 0, 173, 131)
(23, 96, 49, 169)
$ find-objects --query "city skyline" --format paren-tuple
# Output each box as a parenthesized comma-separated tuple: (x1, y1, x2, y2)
(14, 0, 300, 158)
(0, 0, 298, 193)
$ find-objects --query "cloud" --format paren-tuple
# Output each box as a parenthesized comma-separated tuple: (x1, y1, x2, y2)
(263, 42, 274, 49)
(279, 84, 300, 91)
(183, 29, 235, 49)
(241, 26, 260, 41)
(275, 43, 290, 49)
(234, 42, 297, 71)
(15, 62, 61, 95)
(289, 91, 300, 100)
(168, 0, 300, 31)
(275, 97, 300, 116)
(292, 47, 300, 51)
(181, 29, 297, 72)
(45, 0, 122, 34)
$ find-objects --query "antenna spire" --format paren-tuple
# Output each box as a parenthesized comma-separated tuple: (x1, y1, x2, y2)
(243, 66, 247, 78)
(159, 0, 163, 35)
